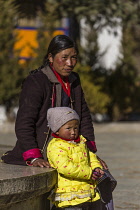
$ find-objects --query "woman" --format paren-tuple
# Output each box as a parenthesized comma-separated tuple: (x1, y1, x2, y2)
(1, 35, 105, 168)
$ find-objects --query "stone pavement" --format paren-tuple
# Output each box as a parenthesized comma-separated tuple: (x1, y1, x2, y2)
(0, 122, 140, 209)
(95, 122, 140, 210)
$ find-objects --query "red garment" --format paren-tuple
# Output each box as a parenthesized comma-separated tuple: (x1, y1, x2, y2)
(50, 64, 71, 97)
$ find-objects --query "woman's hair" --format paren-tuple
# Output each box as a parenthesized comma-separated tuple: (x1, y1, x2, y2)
(43, 35, 79, 65)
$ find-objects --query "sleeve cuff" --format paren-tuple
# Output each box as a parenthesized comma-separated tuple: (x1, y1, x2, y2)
(86, 141, 97, 153)
(23, 148, 43, 161)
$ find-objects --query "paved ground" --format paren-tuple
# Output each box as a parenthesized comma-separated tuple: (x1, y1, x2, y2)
(95, 123, 140, 210)
(0, 122, 140, 209)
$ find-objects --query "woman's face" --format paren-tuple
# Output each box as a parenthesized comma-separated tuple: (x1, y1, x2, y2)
(48, 48, 77, 78)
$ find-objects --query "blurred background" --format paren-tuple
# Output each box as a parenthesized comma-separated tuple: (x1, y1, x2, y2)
(1, 2, 140, 209)
(1, 0, 140, 124)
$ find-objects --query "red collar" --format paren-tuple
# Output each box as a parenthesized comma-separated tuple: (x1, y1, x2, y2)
(50, 64, 71, 97)
(52, 133, 80, 143)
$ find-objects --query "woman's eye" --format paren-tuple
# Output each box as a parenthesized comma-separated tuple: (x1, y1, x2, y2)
(72, 56, 77, 60)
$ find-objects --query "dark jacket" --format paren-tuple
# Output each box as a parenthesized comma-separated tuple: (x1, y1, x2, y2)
(1, 66, 96, 165)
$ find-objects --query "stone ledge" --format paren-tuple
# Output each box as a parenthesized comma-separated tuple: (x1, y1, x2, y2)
(0, 162, 57, 208)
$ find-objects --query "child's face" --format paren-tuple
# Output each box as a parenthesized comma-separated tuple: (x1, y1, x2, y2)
(56, 120, 79, 140)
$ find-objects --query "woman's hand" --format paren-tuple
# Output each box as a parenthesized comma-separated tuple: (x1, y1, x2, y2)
(91, 168, 104, 180)
(32, 158, 51, 168)
(97, 156, 108, 170)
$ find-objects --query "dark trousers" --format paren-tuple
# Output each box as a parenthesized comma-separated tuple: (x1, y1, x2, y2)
(51, 199, 107, 210)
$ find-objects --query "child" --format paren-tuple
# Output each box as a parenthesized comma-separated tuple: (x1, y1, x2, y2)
(47, 107, 106, 210)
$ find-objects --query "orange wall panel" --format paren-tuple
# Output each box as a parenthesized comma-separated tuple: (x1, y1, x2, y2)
(14, 27, 68, 61)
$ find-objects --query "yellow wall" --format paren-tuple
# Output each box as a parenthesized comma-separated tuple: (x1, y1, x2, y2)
(14, 27, 67, 62)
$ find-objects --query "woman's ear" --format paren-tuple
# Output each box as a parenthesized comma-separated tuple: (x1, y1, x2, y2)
(48, 53, 53, 63)
(56, 131, 59, 135)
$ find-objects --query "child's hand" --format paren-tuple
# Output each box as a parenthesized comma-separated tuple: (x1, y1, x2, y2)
(91, 168, 104, 180)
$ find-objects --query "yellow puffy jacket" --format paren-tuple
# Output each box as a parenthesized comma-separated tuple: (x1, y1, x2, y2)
(47, 135, 102, 208)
